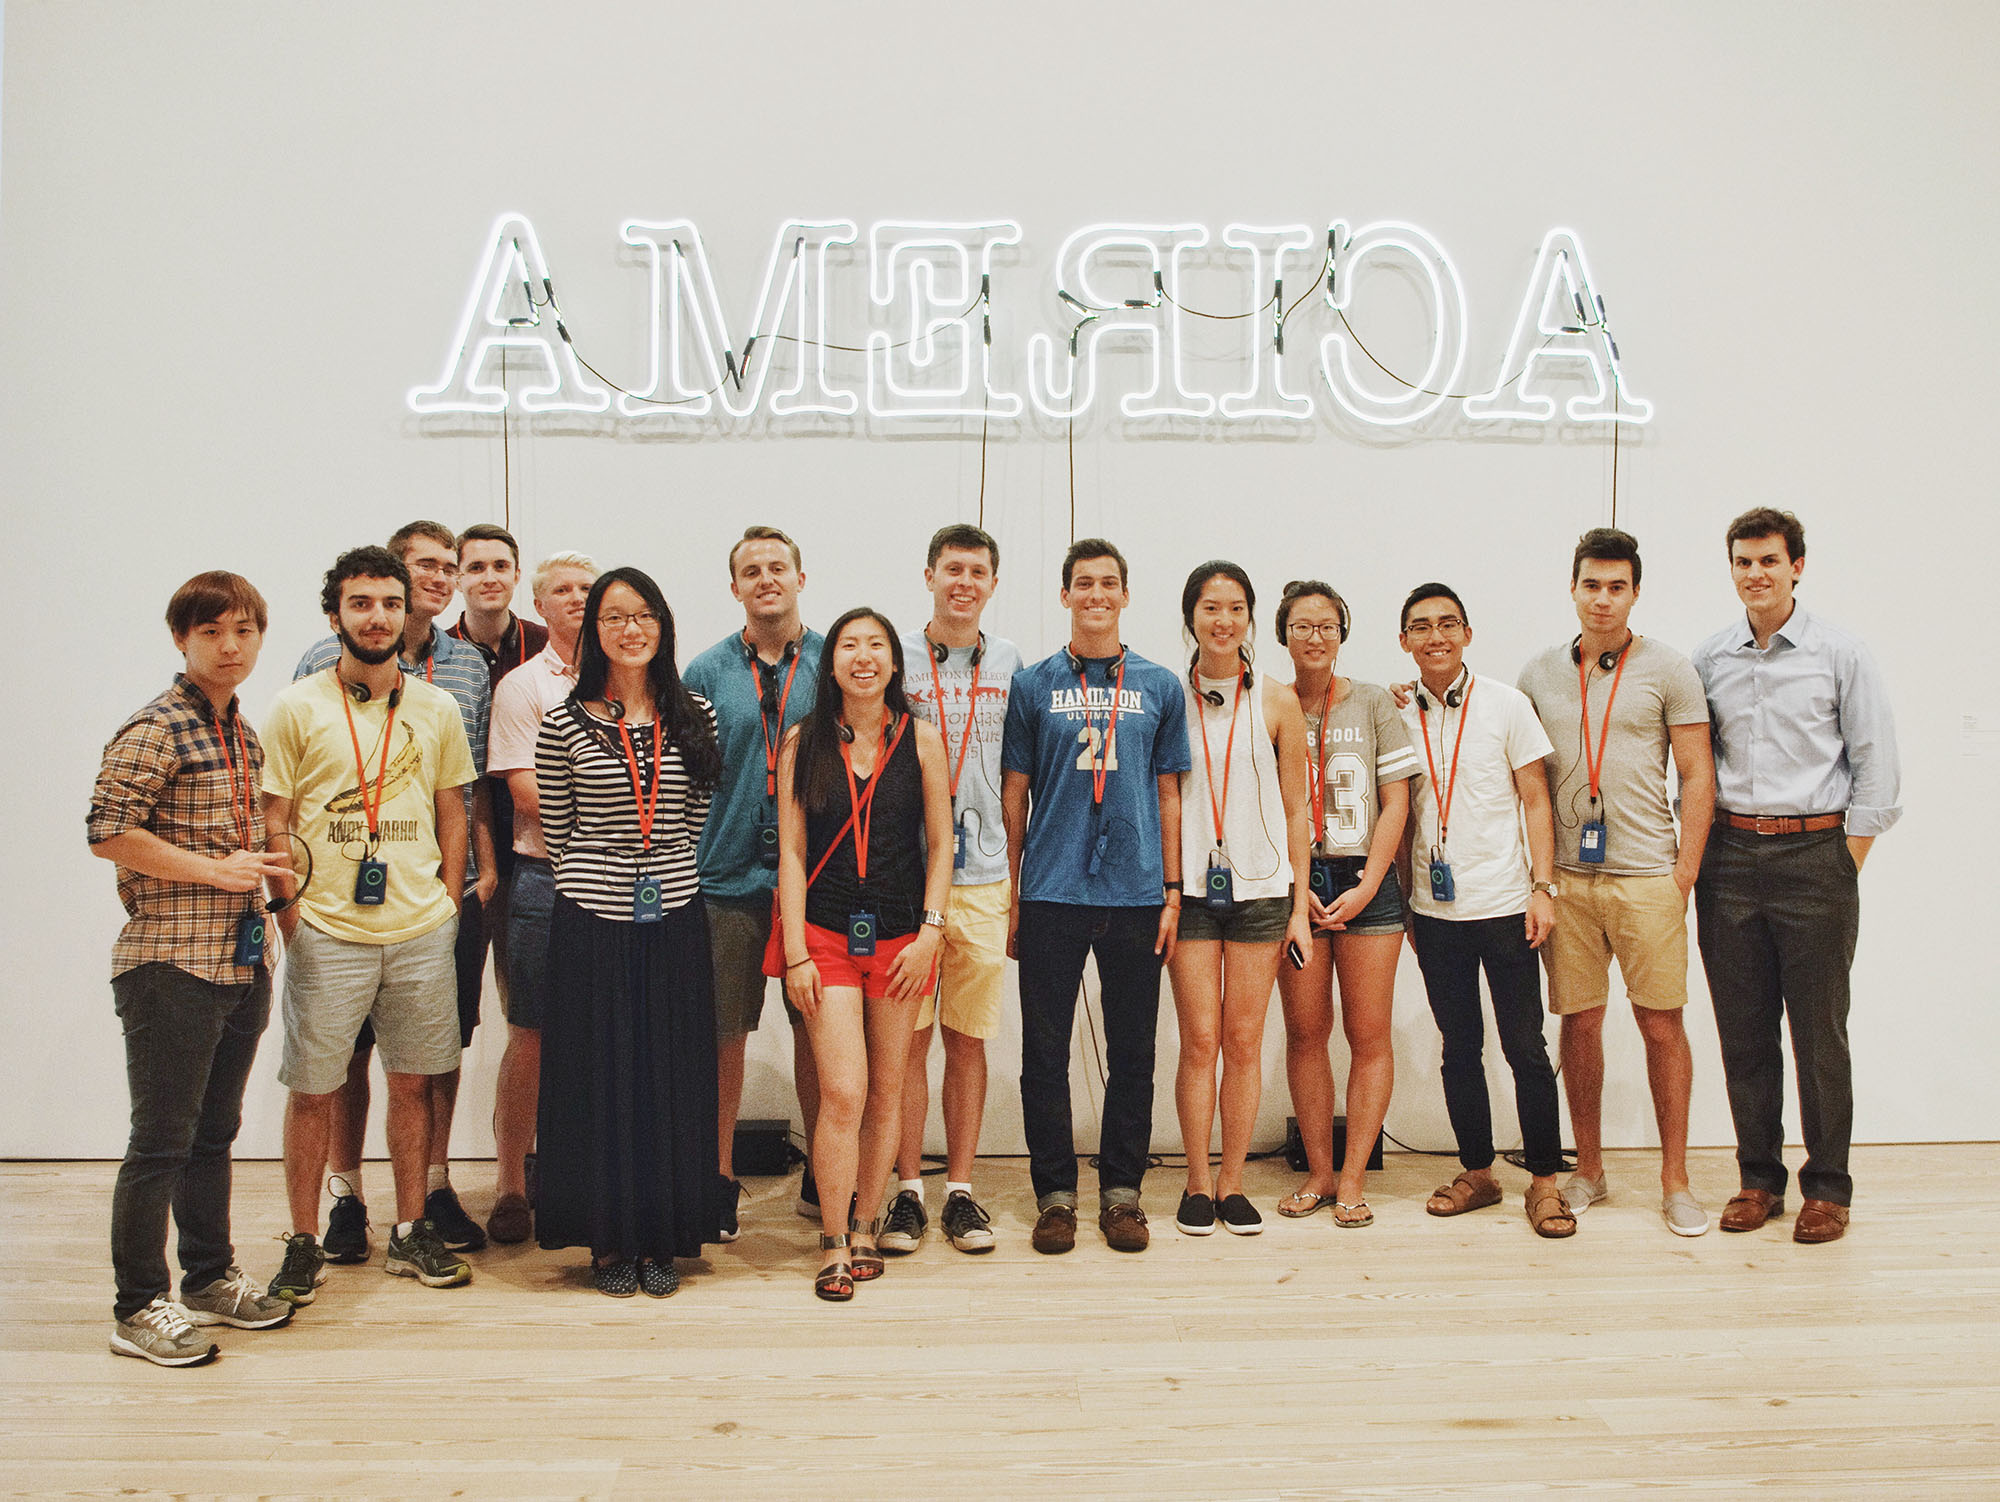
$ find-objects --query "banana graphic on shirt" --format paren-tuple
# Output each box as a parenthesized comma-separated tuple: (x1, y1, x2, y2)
(323, 722, 424, 816)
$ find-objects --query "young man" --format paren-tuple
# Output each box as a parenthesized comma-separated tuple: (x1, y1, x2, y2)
(683, 526, 825, 1237)
(263, 547, 478, 1301)
(294, 520, 494, 1260)
(1002, 538, 1189, 1254)
(482, 550, 597, 1243)
(1516, 529, 1717, 1236)
(448, 522, 549, 1024)
(1395, 584, 1573, 1238)
(1693, 508, 1899, 1244)
(89, 572, 298, 1366)
(878, 524, 1022, 1256)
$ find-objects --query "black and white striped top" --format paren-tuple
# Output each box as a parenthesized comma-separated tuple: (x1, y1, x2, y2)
(535, 696, 716, 921)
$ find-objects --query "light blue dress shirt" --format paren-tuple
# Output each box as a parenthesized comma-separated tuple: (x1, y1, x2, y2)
(1691, 605, 1901, 837)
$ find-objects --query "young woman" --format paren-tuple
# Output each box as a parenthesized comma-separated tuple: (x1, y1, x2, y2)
(773, 608, 953, 1300)
(533, 568, 725, 1298)
(1168, 563, 1313, 1238)
(1266, 581, 1418, 1227)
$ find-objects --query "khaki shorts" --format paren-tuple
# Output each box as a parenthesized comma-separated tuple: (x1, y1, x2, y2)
(914, 878, 1010, 1040)
(1543, 870, 1690, 1015)
(279, 917, 462, 1094)
(707, 892, 792, 1037)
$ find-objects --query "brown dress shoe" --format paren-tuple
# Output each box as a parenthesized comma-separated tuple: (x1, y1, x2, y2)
(1099, 1202, 1150, 1252)
(1792, 1198, 1849, 1243)
(1031, 1204, 1077, 1255)
(1719, 1188, 1784, 1232)
(486, 1193, 532, 1245)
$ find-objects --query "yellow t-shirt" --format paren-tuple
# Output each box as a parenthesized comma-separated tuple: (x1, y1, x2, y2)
(261, 670, 476, 945)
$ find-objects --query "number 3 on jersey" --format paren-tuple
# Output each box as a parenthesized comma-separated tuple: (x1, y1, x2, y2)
(1323, 751, 1364, 840)
(1075, 724, 1120, 773)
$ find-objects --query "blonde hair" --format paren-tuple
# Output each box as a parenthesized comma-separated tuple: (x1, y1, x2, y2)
(531, 550, 600, 596)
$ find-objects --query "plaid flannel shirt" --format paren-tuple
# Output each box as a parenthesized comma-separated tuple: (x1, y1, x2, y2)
(89, 674, 268, 983)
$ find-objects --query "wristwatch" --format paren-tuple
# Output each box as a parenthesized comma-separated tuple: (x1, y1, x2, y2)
(1532, 881, 1559, 898)
(921, 908, 947, 929)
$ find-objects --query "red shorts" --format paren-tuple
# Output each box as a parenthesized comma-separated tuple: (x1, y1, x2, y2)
(801, 922, 932, 1000)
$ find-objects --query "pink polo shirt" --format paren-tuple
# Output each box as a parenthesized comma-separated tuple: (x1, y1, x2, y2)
(489, 642, 577, 859)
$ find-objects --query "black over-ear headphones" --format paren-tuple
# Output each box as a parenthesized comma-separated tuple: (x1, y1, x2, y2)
(742, 633, 801, 667)
(929, 631, 986, 667)
(1414, 668, 1468, 713)
(1197, 647, 1256, 704)
(1063, 642, 1128, 675)
(344, 677, 403, 709)
(1570, 634, 1632, 673)
(605, 699, 626, 722)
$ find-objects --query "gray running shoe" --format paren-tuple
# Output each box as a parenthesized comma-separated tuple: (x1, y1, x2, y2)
(879, 1189, 927, 1254)
(385, 1219, 472, 1287)
(941, 1190, 996, 1252)
(180, 1267, 294, 1330)
(110, 1298, 218, 1367)
(267, 1232, 328, 1306)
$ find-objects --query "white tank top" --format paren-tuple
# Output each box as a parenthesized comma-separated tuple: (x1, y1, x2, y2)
(1180, 672, 1293, 902)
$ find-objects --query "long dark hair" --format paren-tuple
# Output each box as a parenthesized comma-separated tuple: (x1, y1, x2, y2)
(1181, 559, 1258, 685)
(573, 567, 721, 791)
(791, 606, 912, 814)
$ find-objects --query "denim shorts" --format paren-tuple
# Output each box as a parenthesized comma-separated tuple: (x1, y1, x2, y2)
(1318, 863, 1406, 938)
(1177, 894, 1292, 943)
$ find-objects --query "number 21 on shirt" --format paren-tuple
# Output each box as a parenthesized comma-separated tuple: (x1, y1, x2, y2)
(1075, 724, 1120, 773)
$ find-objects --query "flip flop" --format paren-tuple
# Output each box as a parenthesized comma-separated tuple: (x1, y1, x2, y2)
(1332, 1199, 1374, 1228)
(1277, 1189, 1333, 1218)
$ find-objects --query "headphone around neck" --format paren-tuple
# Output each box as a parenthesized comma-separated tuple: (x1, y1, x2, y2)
(1414, 667, 1469, 713)
(341, 674, 402, 709)
(1570, 633, 1634, 673)
(928, 630, 986, 667)
(1063, 642, 1128, 676)
(1194, 645, 1255, 703)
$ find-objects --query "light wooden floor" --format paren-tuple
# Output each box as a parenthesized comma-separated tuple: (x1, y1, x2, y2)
(4, 1146, 1998, 1499)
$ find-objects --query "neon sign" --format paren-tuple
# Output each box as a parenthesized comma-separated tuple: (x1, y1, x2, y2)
(409, 212, 1651, 430)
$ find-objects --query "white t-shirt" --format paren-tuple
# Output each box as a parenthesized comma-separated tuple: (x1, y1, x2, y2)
(489, 642, 578, 860)
(1181, 672, 1293, 902)
(1400, 671, 1553, 922)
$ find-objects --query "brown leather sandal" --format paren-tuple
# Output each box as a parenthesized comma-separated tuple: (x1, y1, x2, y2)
(1525, 1182, 1578, 1239)
(1427, 1172, 1503, 1217)
(814, 1233, 853, 1302)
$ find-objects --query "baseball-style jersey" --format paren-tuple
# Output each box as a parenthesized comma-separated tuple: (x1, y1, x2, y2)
(1399, 671, 1553, 923)
(1517, 637, 1708, 876)
(901, 628, 1021, 887)
(1002, 648, 1192, 907)
(260, 670, 476, 945)
(1300, 679, 1420, 857)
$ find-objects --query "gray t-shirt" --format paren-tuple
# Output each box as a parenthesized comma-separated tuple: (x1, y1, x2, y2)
(901, 628, 1021, 886)
(1301, 680, 1421, 857)
(1517, 637, 1709, 876)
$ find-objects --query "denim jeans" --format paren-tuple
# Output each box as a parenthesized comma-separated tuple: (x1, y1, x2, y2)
(1015, 902, 1165, 1204)
(109, 962, 271, 1320)
(1409, 912, 1563, 1177)
(1696, 827, 1860, 1205)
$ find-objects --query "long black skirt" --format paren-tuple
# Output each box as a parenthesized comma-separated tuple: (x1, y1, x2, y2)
(537, 891, 723, 1260)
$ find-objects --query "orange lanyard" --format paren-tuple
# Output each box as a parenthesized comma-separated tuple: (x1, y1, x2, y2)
(334, 671, 400, 844)
(926, 639, 983, 803)
(1305, 674, 1336, 848)
(615, 716, 664, 850)
(1197, 667, 1245, 849)
(838, 716, 908, 884)
(746, 642, 804, 799)
(1078, 654, 1128, 810)
(1417, 676, 1474, 849)
(1578, 641, 1633, 804)
(210, 710, 255, 852)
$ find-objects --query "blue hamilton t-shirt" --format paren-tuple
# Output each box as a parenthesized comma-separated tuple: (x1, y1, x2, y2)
(1002, 648, 1192, 907)
(683, 628, 824, 901)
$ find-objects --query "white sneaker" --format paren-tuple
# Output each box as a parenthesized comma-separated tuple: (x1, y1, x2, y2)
(110, 1298, 219, 1367)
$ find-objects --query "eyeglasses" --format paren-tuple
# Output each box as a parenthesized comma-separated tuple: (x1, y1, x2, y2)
(1403, 617, 1465, 640)
(1288, 623, 1342, 642)
(599, 610, 660, 633)
(408, 559, 459, 579)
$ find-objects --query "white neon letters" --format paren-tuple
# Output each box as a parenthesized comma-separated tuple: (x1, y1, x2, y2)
(866, 222, 1023, 419)
(1463, 228, 1652, 424)
(1026, 224, 1213, 420)
(408, 213, 611, 414)
(410, 214, 1652, 431)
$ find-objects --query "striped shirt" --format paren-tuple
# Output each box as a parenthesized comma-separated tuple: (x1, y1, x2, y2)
(88, 675, 268, 983)
(535, 696, 716, 921)
(296, 623, 490, 889)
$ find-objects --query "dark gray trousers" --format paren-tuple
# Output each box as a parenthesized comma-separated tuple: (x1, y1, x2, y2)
(1695, 827, 1859, 1206)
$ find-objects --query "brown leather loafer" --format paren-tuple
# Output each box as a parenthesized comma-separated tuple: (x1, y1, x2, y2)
(1031, 1204, 1076, 1255)
(1719, 1188, 1784, 1232)
(1792, 1198, 1849, 1244)
(1099, 1202, 1150, 1252)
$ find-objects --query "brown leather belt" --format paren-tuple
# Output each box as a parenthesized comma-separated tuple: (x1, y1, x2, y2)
(1720, 811, 1844, 835)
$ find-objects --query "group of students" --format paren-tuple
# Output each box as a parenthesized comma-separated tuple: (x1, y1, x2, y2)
(88, 505, 1899, 1360)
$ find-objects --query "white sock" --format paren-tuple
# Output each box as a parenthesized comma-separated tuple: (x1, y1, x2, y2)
(328, 1167, 363, 1201)
(427, 1163, 450, 1193)
(900, 1178, 924, 1202)
(946, 1180, 972, 1198)
(395, 1220, 416, 1239)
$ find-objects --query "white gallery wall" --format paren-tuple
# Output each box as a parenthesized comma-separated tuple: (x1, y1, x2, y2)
(4, 2, 1994, 1160)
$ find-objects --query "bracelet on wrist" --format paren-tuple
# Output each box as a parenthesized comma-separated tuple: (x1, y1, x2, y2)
(785, 957, 810, 971)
